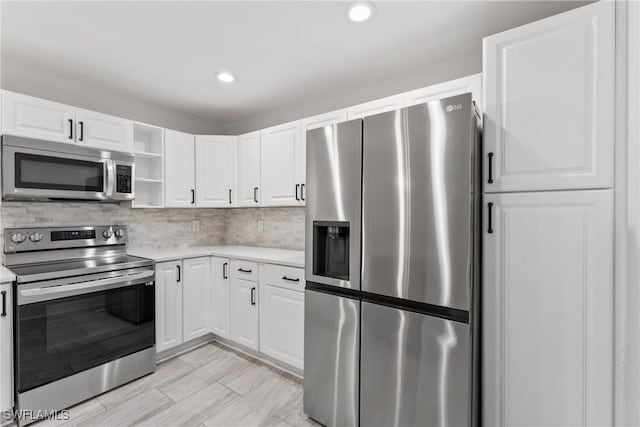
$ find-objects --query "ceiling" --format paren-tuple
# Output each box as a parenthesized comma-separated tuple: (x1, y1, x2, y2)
(1, 1, 589, 134)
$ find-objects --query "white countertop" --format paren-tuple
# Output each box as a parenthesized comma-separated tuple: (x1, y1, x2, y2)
(130, 245, 305, 268)
(0, 265, 16, 283)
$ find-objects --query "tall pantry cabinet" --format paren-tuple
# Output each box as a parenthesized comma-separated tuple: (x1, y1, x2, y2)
(482, 2, 615, 426)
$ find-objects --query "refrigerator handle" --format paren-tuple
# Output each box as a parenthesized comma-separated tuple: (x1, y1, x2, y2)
(487, 202, 494, 234)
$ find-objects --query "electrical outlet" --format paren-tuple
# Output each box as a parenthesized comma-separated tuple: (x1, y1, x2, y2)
(192, 220, 200, 232)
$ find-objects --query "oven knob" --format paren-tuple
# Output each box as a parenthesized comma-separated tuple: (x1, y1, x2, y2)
(102, 229, 113, 239)
(28, 232, 43, 242)
(115, 229, 126, 238)
(10, 233, 26, 244)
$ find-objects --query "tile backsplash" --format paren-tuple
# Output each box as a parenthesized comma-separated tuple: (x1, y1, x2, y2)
(0, 202, 305, 255)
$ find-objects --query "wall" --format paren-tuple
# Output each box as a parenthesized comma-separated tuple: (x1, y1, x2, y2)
(223, 207, 305, 251)
(0, 202, 305, 255)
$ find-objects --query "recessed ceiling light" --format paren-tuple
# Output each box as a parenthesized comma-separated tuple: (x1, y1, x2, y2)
(216, 72, 235, 83)
(347, 1, 375, 23)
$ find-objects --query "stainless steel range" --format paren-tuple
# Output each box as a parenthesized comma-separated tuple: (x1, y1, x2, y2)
(4, 225, 155, 425)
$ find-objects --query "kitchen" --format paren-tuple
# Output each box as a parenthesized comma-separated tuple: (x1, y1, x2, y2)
(0, 1, 638, 426)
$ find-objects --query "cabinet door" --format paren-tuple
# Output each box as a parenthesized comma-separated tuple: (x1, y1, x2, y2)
(1, 90, 75, 143)
(346, 94, 404, 119)
(483, 1, 614, 192)
(164, 129, 195, 208)
(155, 261, 183, 353)
(0, 283, 13, 419)
(260, 121, 302, 206)
(237, 131, 261, 207)
(74, 108, 133, 153)
(195, 136, 236, 207)
(299, 109, 348, 206)
(229, 278, 259, 350)
(210, 257, 230, 339)
(259, 284, 304, 369)
(404, 74, 482, 109)
(182, 257, 211, 342)
(483, 190, 613, 427)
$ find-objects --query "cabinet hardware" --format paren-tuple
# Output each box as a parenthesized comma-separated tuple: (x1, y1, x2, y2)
(177, 265, 181, 282)
(79, 121, 84, 142)
(300, 184, 305, 201)
(250, 287, 256, 305)
(68, 119, 74, 140)
(282, 276, 300, 282)
(238, 268, 252, 273)
(254, 187, 258, 203)
(1, 291, 6, 317)
(191, 189, 195, 205)
(295, 184, 300, 201)
(488, 152, 494, 184)
(487, 202, 494, 234)
(223, 262, 228, 279)
(229, 189, 232, 204)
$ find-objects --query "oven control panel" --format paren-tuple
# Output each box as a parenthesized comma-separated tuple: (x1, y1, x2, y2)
(4, 225, 128, 253)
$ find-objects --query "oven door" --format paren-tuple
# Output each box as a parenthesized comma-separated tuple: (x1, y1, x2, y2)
(2, 144, 109, 201)
(15, 268, 155, 393)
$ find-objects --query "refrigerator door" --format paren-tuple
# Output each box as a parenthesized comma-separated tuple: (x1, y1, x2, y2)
(305, 119, 362, 290)
(303, 289, 359, 427)
(362, 93, 476, 311)
(360, 301, 471, 427)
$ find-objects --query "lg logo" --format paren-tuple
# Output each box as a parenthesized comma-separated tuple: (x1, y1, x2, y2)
(446, 104, 462, 112)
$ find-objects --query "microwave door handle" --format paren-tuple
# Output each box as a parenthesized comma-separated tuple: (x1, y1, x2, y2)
(18, 270, 154, 304)
(105, 160, 115, 198)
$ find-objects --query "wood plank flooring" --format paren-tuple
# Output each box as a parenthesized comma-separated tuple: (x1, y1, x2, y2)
(34, 342, 319, 427)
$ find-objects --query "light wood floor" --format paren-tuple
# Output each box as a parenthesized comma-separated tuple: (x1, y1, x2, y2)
(35, 342, 319, 427)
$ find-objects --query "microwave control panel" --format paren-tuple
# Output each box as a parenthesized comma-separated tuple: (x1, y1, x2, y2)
(116, 165, 132, 194)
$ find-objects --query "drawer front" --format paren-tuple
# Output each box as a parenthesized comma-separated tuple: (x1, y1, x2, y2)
(231, 259, 258, 281)
(260, 264, 305, 292)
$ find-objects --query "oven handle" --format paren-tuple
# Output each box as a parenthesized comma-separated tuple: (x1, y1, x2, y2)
(18, 269, 154, 305)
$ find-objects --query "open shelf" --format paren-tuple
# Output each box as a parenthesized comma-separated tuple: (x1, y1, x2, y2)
(133, 122, 164, 208)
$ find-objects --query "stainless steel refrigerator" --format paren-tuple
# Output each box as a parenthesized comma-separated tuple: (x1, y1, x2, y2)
(303, 93, 481, 427)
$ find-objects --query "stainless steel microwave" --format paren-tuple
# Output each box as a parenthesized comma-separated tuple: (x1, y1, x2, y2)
(2, 135, 134, 202)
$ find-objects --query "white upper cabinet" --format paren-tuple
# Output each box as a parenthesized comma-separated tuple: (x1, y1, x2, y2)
(260, 121, 303, 206)
(2, 90, 75, 143)
(155, 261, 183, 353)
(483, 190, 613, 427)
(347, 94, 405, 119)
(210, 257, 230, 339)
(182, 257, 211, 342)
(237, 131, 261, 207)
(74, 108, 133, 153)
(483, 1, 614, 193)
(404, 74, 482, 109)
(164, 129, 195, 208)
(195, 135, 236, 208)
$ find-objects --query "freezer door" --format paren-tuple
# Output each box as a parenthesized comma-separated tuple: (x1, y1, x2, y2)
(305, 119, 362, 290)
(362, 93, 476, 310)
(303, 289, 359, 427)
(361, 301, 471, 427)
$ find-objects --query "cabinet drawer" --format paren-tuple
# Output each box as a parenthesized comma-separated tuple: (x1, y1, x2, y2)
(230, 260, 258, 281)
(260, 264, 305, 292)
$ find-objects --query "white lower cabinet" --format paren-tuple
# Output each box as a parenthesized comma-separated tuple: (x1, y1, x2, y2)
(155, 261, 183, 353)
(483, 190, 613, 426)
(182, 257, 211, 341)
(210, 257, 230, 339)
(259, 286, 304, 369)
(155, 257, 210, 353)
(0, 283, 13, 423)
(229, 277, 259, 350)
